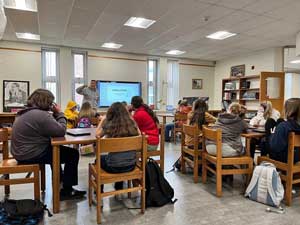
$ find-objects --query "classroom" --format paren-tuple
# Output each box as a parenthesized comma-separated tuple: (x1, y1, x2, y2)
(1, 0, 300, 224)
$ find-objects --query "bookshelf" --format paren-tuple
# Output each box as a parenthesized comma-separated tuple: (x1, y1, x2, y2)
(222, 72, 285, 113)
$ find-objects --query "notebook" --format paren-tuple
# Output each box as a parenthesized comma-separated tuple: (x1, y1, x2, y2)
(66, 128, 91, 136)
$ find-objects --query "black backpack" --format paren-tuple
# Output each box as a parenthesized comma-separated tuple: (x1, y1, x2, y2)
(146, 158, 177, 207)
(0, 199, 52, 224)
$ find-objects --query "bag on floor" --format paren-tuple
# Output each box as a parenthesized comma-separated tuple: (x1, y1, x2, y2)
(245, 162, 284, 207)
(146, 158, 177, 207)
(0, 199, 52, 224)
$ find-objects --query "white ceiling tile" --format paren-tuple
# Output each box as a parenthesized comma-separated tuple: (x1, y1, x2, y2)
(244, 0, 295, 14)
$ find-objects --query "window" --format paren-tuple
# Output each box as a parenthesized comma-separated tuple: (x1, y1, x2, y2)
(72, 51, 87, 106)
(167, 60, 179, 106)
(42, 48, 60, 103)
(147, 59, 158, 107)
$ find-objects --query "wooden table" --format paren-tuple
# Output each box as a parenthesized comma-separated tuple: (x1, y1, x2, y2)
(156, 113, 174, 125)
(242, 131, 265, 156)
(0, 113, 16, 125)
(51, 128, 97, 213)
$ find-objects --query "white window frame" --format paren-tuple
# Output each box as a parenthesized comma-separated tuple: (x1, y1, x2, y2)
(167, 60, 179, 107)
(41, 47, 60, 104)
(147, 59, 158, 108)
(72, 50, 88, 103)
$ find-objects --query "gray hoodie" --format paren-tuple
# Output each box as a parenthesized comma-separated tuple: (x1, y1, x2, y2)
(11, 108, 67, 161)
(208, 113, 248, 155)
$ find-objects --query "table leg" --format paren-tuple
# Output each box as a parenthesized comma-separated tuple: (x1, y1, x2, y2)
(163, 116, 166, 125)
(53, 145, 60, 213)
(245, 137, 251, 157)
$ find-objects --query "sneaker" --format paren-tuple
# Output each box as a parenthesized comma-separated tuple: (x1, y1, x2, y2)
(60, 188, 86, 201)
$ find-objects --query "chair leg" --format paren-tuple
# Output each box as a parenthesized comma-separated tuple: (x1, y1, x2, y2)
(96, 185, 102, 224)
(246, 162, 254, 185)
(202, 156, 207, 184)
(181, 155, 186, 174)
(34, 168, 40, 200)
(141, 178, 145, 214)
(285, 172, 293, 206)
(216, 165, 222, 197)
(193, 156, 198, 183)
(127, 180, 132, 198)
(4, 174, 10, 195)
(88, 165, 92, 207)
(40, 164, 46, 192)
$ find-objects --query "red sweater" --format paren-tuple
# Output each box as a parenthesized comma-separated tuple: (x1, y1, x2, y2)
(133, 106, 159, 145)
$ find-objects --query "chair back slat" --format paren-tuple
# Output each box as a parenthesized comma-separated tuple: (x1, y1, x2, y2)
(182, 124, 198, 137)
(202, 126, 222, 141)
(174, 112, 187, 121)
(97, 136, 144, 153)
(291, 132, 300, 147)
(0, 128, 8, 142)
(0, 128, 9, 160)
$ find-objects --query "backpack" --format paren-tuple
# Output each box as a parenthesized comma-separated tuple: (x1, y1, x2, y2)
(245, 162, 284, 207)
(0, 199, 52, 224)
(146, 158, 177, 207)
(77, 117, 92, 128)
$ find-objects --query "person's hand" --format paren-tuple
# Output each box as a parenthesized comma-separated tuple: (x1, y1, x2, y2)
(99, 115, 106, 121)
(51, 103, 61, 114)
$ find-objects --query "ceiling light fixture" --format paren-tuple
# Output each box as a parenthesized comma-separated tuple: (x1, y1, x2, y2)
(290, 60, 300, 64)
(101, 42, 123, 49)
(16, 32, 40, 40)
(206, 31, 236, 40)
(124, 17, 156, 29)
(166, 50, 186, 55)
(4, 0, 37, 12)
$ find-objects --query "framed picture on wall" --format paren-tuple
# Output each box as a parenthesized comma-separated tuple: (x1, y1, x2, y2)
(192, 79, 203, 89)
(3, 80, 30, 112)
(230, 64, 245, 77)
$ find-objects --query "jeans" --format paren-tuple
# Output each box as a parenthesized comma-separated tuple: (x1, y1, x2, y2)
(165, 123, 174, 141)
(19, 146, 79, 188)
(100, 155, 135, 192)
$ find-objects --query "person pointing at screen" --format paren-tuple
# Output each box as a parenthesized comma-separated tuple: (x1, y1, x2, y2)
(76, 80, 99, 109)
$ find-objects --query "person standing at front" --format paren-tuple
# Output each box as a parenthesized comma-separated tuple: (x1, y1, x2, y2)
(76, 80, 99, 109)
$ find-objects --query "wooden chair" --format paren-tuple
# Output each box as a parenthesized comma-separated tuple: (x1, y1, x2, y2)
(257, 132, 300, 206)
(173, 112, 187, 144)
(181, 124, 202, 183)
(202, 126, 253, 197)
(0, 128, 40, 200)
(88, 135, 147, 224)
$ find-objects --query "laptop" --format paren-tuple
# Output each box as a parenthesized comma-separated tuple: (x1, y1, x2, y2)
(66, 128, 91, 136)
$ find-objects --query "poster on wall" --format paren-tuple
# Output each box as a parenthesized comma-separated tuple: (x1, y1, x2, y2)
(3, 80, 30, 112)
(192, 79, 203, 89)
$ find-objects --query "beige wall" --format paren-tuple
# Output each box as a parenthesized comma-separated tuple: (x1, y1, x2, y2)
(0, 40, 215, 111)
(213, 47, 284, 109)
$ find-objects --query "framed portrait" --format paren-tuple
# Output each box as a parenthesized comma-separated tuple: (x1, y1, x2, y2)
(192, 79, 203, 89)
(3, 80, 30, 112)
(230, 64, 245, 77)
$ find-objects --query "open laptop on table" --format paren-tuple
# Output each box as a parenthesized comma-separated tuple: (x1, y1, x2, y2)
(66, 128, 91, 136)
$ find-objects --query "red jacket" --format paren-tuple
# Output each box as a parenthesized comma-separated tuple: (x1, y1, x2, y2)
(133, 106, 159, 145)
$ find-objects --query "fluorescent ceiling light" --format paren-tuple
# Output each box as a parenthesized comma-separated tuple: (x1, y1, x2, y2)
(124, 17, 156, 29)
(165, 50, 186, 55)
(206, 31, 236, 40)
(101, 42, 123, 49)
(290, 60, 300, 64)
(4, 0, 37, 12)
(16, 32, 40, 40)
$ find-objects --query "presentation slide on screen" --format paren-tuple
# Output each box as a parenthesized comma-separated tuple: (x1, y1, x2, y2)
(98, 82, 141, 107)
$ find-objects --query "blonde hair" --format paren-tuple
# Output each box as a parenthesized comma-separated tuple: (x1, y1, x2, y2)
(78, 102, 95, 120)
(284, 98, 300, 124)
(229, 102, 241, 115)
(262, 101, 273, 119)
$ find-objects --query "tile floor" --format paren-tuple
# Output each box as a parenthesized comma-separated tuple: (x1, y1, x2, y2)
(1, 142, 300, 225)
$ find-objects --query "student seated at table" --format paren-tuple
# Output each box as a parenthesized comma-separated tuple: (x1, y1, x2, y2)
(269, 98, 300, 163)
(250, 101, 281, 157)
(64, 100, 79, 128)
(165, 100, 191, 142)
(185, 99, 216, 148)
(96, 102, 140, 191)
(77, 102, 97, 128)
(11, 89, 86, 200)
(131, 96, 159, 151)
(206, 103, 248, 157)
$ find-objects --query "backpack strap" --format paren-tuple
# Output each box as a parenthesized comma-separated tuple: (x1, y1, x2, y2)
(245, 165, 263, 197)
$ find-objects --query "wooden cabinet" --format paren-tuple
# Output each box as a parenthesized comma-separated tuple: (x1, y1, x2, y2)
(222, 72, 285, 113)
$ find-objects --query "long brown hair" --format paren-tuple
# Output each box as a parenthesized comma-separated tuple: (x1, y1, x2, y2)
(27, 88, 54, 110)
(78, 102, 95, 120)
(285, 98, 300, 124)
(189, 99, 207, 128)
(102, 102, 139, 137)
(131, 96, 159, 124)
